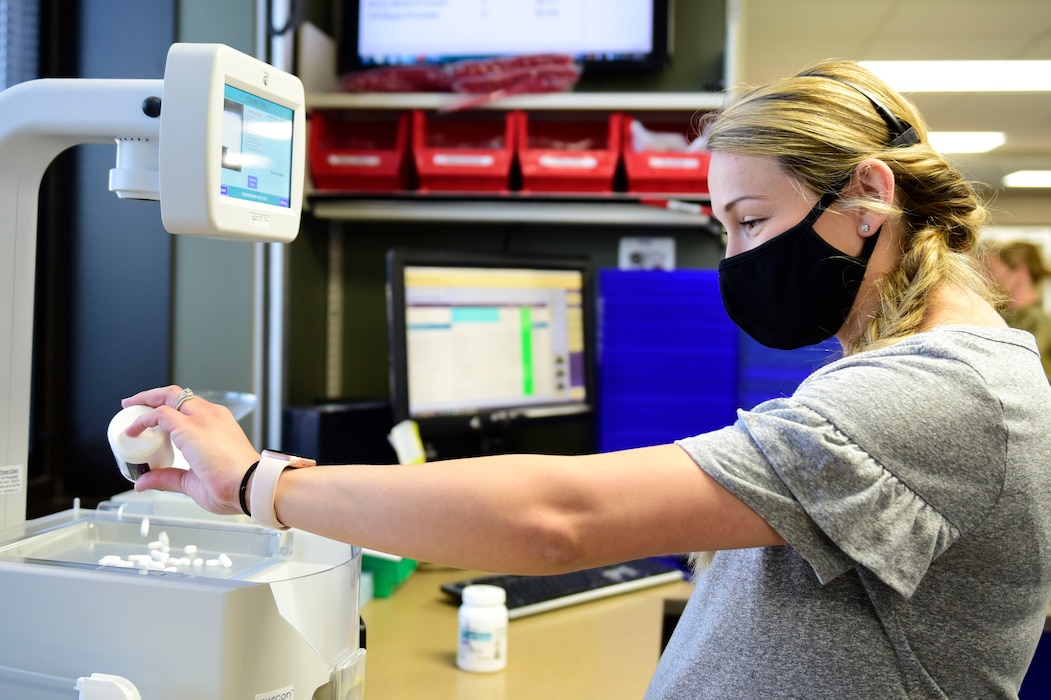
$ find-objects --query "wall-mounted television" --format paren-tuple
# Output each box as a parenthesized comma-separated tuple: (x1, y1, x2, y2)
(338, 0, 670, 75)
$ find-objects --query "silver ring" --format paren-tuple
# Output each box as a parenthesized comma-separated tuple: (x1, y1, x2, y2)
(174, 387, 196, 411)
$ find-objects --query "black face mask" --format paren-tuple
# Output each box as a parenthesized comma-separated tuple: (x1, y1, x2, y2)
(717, 192, 880, 350)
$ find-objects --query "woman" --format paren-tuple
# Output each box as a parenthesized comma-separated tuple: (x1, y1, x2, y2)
(985, 240, 1051, 381)
(124, 60, 1051, 698)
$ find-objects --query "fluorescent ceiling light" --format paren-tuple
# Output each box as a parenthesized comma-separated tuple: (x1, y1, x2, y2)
(1002, 170, 1051, 188)
(927, 131, 1005, 154)
(859, 60, 1051, 92)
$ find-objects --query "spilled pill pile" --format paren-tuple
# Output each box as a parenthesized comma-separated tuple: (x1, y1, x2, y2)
(97, 517, 235, 574)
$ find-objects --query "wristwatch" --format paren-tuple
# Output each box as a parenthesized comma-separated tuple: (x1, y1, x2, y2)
(250, 449, 316, 530)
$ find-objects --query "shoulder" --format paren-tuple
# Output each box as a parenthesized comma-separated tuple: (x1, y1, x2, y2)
(802, 326, 1038, 406)
(787, 327, 1050, 523)
(797, 328, 1014, 444)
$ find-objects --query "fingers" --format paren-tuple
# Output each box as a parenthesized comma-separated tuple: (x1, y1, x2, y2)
(134, 463, 189, 494)
(121, 386, 211, 436)
(134, 462, 240, 515)
(123, 404, 180, 437)
(122, 385, 183, 409)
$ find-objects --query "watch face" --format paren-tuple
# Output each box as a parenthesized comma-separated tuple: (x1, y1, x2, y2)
(262, 449, 315, 467)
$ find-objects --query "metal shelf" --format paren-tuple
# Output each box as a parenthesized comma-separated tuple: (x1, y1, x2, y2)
(305, 91, 726, 112)
(308, 195, 713, 227)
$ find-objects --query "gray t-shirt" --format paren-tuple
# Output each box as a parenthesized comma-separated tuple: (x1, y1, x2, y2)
(646, 326, 1051, 699)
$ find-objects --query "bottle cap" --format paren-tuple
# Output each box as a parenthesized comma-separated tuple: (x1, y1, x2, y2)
(461, 584, 506, 607)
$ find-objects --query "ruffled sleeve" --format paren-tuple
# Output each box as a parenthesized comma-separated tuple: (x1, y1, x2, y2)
(676, 348, 1007, 598)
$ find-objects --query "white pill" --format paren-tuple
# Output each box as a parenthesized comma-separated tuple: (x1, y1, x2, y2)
(147, 540, 164, 550)
(150, 549, 168, 563)
(164, 566, 178, 572)
(183, 544, 198, 555)
(205, 559, 221, 567)
(140, 517, 150, 538)
(158, 531, 170, 546)
(128, 554, 153, 563)
(218, 553, 233, 568)
(192, 558, 204, 567)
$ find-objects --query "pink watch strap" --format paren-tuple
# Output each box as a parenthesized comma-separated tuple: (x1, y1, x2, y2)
(250, 450, 315, 529)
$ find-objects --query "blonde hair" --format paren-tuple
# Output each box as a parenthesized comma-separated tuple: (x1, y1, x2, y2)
(699, 59, 994, 355)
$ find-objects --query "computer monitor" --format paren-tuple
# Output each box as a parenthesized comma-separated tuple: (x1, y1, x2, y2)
(386, 248, 596, 451)
(340, 0, 670, 74)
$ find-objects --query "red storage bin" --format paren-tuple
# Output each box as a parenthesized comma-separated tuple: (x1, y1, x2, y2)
(412, 110, 515, 193)
(622, 115, 711, 195)
(516, 111, 622, 193)
(308, 110, 411, 192)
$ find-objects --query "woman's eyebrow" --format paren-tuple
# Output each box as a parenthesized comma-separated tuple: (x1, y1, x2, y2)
(717, 194, 767, 221)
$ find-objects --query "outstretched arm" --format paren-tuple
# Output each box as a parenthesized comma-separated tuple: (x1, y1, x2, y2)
(269, 446, 783, 574)
(125, 386, 783, 574)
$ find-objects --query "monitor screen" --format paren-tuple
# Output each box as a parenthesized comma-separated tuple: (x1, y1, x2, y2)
(387, 249, 596, 438)
(340, 0, 669, 73)
(220, 85, 295, 209)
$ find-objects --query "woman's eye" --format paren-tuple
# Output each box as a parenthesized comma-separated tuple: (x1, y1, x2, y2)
(741, 218, 762, 232)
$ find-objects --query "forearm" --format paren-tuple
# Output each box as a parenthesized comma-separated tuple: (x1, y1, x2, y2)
(271, 455, 587, 574)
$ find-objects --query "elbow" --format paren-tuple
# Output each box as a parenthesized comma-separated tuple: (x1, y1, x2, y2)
(520, 513, 587, 574)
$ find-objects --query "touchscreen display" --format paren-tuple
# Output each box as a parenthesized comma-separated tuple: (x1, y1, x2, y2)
(220, 84, 294, 208)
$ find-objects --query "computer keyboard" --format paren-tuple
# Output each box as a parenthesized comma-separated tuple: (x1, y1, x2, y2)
(441, 557, 686, 619)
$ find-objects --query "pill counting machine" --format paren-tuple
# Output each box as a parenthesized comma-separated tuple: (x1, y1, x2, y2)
(0, 44, 365, 698)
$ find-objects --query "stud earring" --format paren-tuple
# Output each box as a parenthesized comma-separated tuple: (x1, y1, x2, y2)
(860, 223, 871, 233)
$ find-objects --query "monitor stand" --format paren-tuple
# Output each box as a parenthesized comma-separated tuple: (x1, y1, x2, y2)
(422, 415, 596, 461)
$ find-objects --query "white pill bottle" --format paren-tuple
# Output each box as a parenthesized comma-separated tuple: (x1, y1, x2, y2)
(107, 405, 175, 483)
(457, 584, 508, 673)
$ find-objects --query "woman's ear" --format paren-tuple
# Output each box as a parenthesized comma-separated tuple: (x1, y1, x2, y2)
(848, 157, 894, 236)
